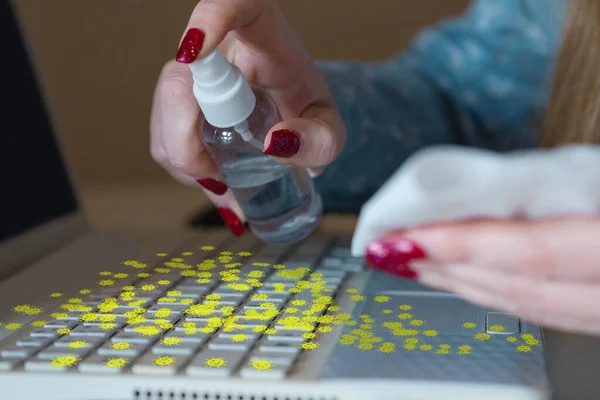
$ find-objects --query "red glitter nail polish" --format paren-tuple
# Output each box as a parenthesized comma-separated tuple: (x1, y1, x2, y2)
(365, 239, 427, 279)
(263, 129, 301, 158)
(217, 207, 245, 237)
(196, 178, 228, 195)
(176, 28, 205, 63)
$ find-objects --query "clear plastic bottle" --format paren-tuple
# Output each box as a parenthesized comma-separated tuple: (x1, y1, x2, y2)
(189, 50, 322, 244)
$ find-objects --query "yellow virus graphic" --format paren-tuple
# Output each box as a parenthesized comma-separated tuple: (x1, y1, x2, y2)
(162, 337, 181, 346)
(106, 357, 128, 368)
(419, 344, 433, 351)
(98, 280, 115, 287)
(252, 325, 267, 333)
(30, 320, 47, 327)
(50, 292, 63, 298)
(436, 348, 450, 355)
(488, 325, 505, 333)
(346, 288, 358, 294)
(506, 337, 518, 343)
(79, 289, 91, 295)
(112, 342, 131, 350)
(201, 245, 214, 251)
(13, 305, 42, 315)
(458, 345, 472, 354)
(463, 322, 477, 329)
(155, 268, 170, 274)
(378, 342, 396, 353)
(123, 260, 148, 269)
(303, 333, 317, 340)
(140, 284, 156, 292)
(238, 251, 252, 257)
(301, 342, 319, 351)
(133, 325, 161, 336)
(50, 313, 69, 319)
(137, 273, 151, 278)
(230, 334, 248, 342)
(100, 322, 117, 330)
(81, 313, 99, 322)
(68, 341, 88, 349)
(405, 338, 419, 345)
(56, 328, 72, 335)
(517, 345, 532, 353)
(358, 343, 374, 351)
(373, 295, 391, 303)
(409, 319, 424, 326)
(383, 309, 393, 314)
(4, 323, 22, 331)
(318, 326, 333, 333)
(50, 355, 78, 368)
(264, 328, 278, 335)
(398, 305, 412, 311)
(250, 359, 272, 371)
(205, 357, 226, 368)
(153, 356, 176, 367)
(474, 333, 492, 341)
(98, 271, 112, 276)
(403, 343, 416, 350)
(422, 330, 439, 337)
(525, 338, 540, 346)
(350, 295, 365, 302)
(113, 273, 129, 279)
(157, 252, 167, 257)
(397, 313, 412, 320)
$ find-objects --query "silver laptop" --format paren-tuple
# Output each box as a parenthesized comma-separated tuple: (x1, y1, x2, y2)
(0, 3, 549, 399)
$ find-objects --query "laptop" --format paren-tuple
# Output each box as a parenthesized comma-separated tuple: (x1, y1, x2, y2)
(0, 2, 549, 399)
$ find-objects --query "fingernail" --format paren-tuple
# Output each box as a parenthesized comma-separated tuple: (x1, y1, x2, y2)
(263, 129, 301, 158)
(217, 207, 245, 237)
(176, 28, 205, 63)
(196, 178, 228, 195)
(365, 239, 427, 279)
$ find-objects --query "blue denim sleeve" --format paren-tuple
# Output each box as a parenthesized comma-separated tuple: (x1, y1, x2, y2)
(314, 0, 565, 213)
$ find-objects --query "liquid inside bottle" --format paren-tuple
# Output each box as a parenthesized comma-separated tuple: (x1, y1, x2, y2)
(201, 87, 322, 244)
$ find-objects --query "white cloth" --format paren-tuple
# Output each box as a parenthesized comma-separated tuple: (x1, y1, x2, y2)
(351, 145, 600, 256)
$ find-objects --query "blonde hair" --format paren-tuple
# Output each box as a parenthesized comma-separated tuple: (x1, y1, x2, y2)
(541, 0, 600, 147)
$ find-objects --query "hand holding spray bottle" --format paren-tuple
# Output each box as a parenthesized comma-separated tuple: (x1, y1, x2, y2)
(189, 50, 323, 244)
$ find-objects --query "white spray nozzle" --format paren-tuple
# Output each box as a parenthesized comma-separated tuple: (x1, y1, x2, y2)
(189, 50, 256, 129)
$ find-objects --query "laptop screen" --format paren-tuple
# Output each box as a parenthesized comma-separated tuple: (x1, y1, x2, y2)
(0, 1, 78, 244)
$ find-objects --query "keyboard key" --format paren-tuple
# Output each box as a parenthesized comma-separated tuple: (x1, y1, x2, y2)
(25, 355, 80, 372)
(147, 304, 189, 313)
(186, 350, 246, 377)
(1, 346, 37, 358)
(239, 364, 290, 380)
(78, 354, 131, 373)
(151, 341, 203, 356)
(111, 332, 157, 344)
(132, 352, 189, 375)
(55, 336, 104, 348)
(97, 341, 148, 357)
(208, 338, 251, 351)
(70, 325, 118, 338)
(266, 331, 305, 343)
(16, 337, 54, 348)
(44, 320, 78, 329)
(312, 268, 347, 278)
(37, 347, 91, 359)
(249, 351, 297, 367)
(30, 328, 60, 338)
(258, 340, 301, 355)
(0, 357, 22, 371)
(162, 331, 211, 344)
(172, 285, 211, 295)
(329, 247, 353, 258)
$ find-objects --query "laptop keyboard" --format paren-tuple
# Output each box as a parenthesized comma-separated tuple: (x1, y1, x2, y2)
(0, 233, 364, 379)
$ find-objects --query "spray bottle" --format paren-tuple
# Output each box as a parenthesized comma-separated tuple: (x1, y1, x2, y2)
(189, 50, 323, 244)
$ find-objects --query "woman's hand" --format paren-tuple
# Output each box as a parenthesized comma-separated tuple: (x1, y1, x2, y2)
(365, 218, 600, 336)
(150, 0, 345, 235)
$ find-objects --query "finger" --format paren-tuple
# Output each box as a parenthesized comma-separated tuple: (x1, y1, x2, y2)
(414, 262, 600, 336)
(377, 218, 600, 281)
(263, 104, 346, 169)
(156, 61, 222, 182)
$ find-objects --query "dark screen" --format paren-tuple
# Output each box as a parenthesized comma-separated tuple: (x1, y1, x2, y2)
(0, 1, 78, 243)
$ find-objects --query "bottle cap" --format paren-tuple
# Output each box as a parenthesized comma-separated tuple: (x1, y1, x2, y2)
(189, 50, 256, 128)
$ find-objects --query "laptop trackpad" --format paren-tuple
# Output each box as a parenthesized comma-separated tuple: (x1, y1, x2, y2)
(360, 291, 488, 334)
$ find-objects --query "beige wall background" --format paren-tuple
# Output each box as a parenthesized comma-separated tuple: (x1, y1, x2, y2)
(14, 0, 468, 189)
